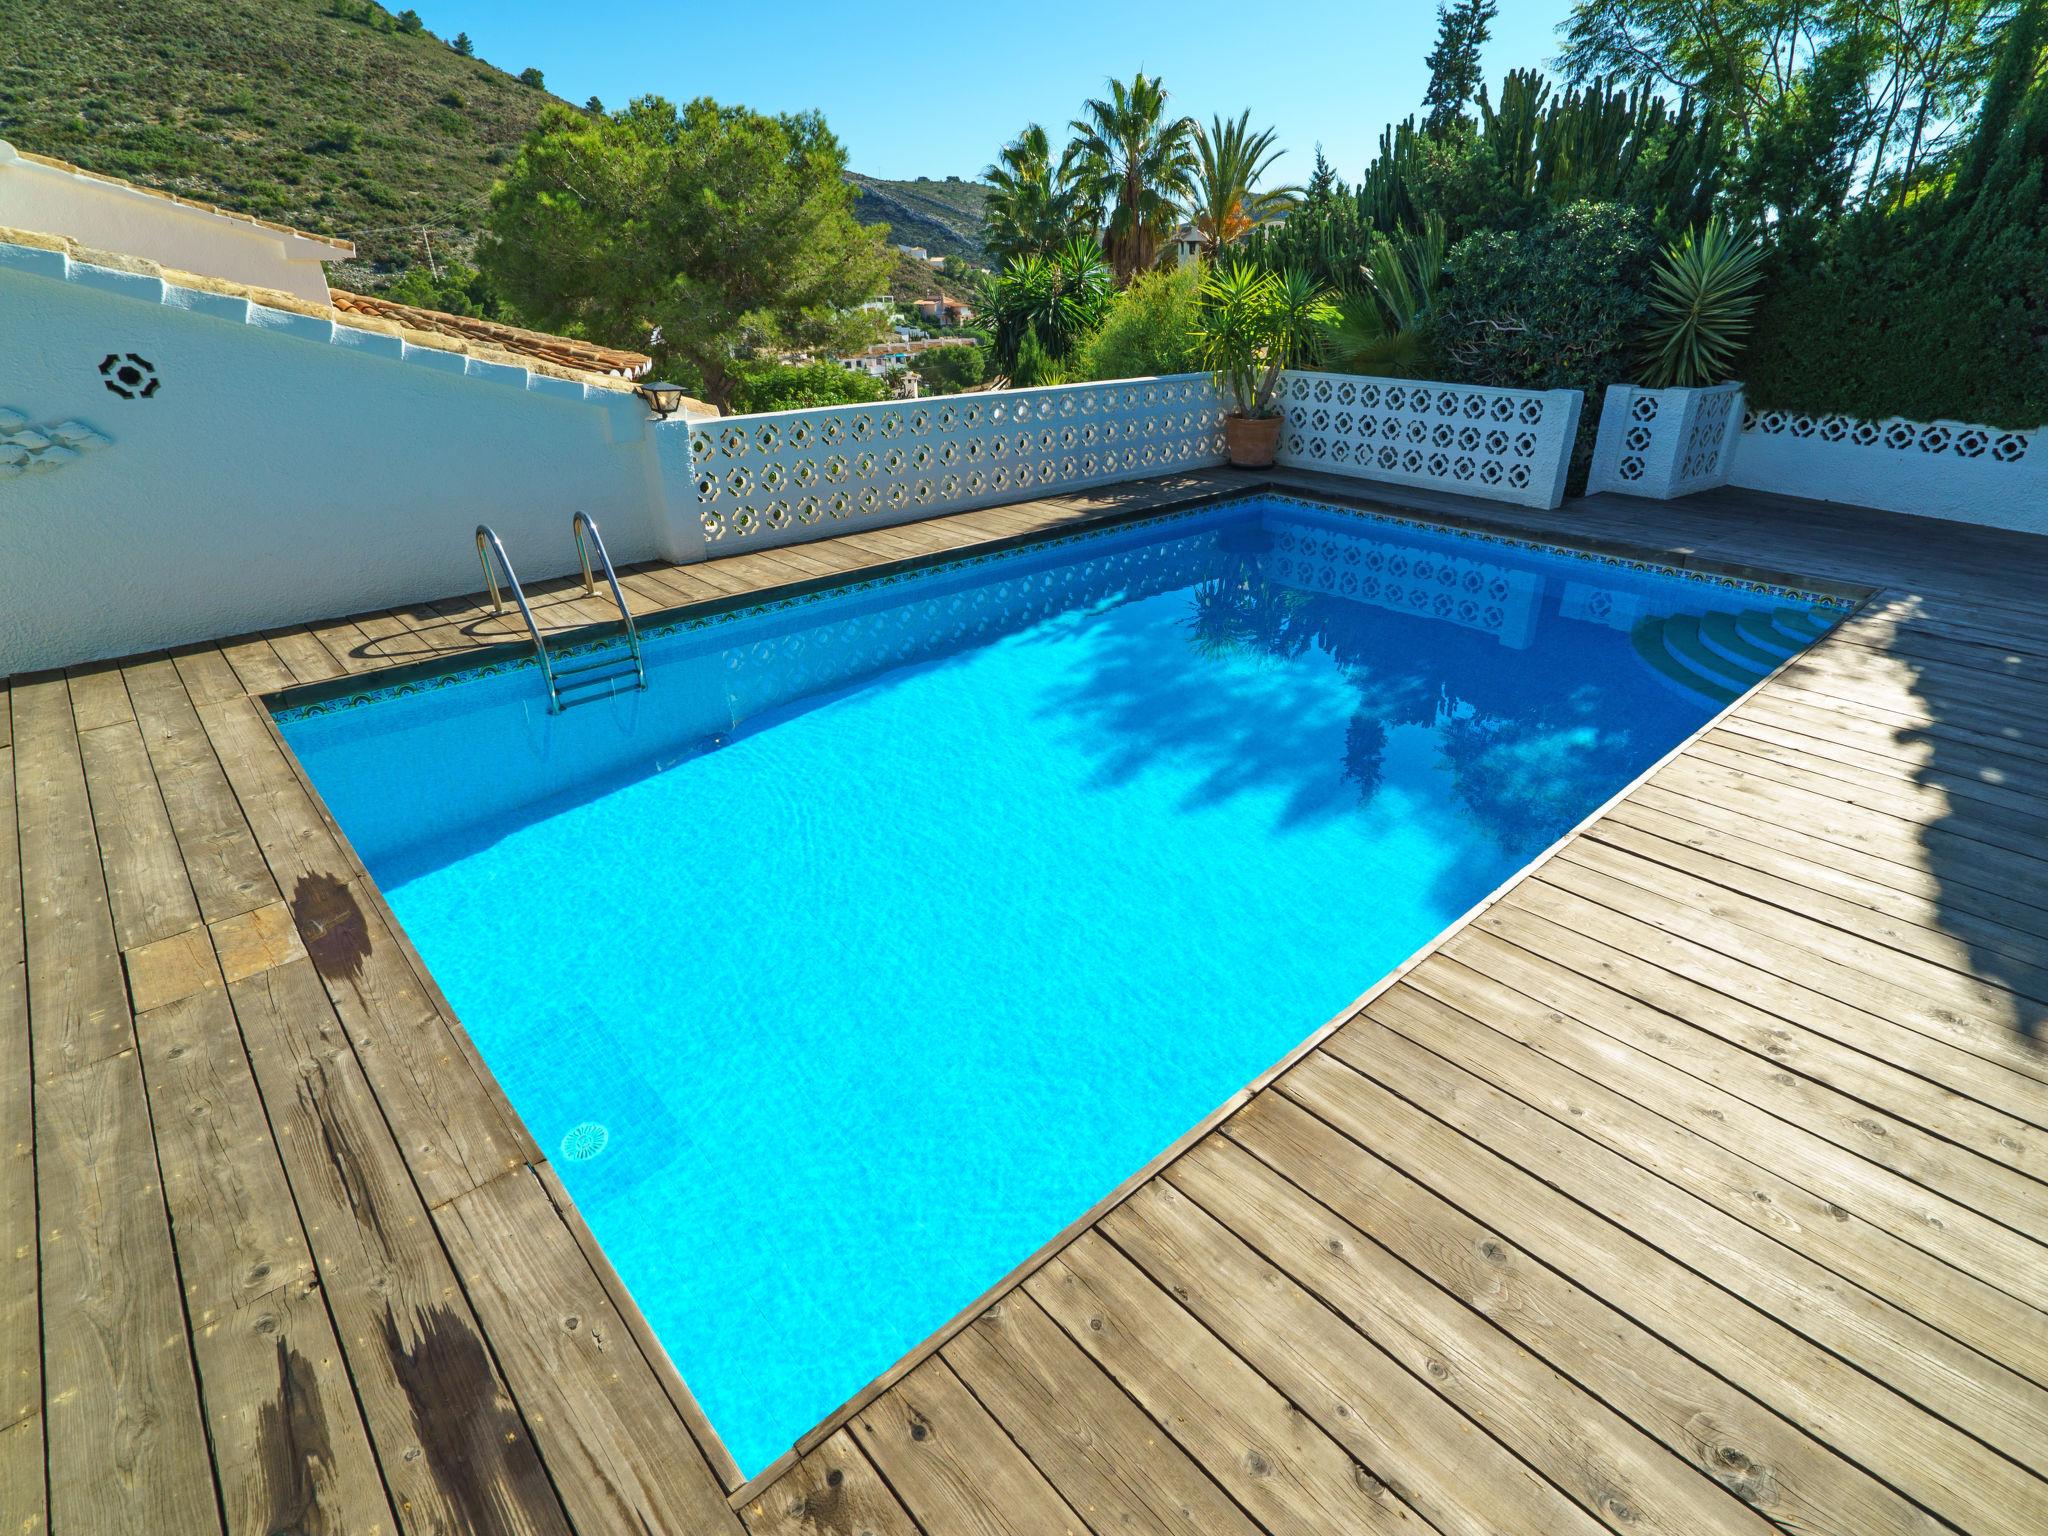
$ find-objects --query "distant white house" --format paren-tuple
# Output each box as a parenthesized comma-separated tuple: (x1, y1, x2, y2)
(1163, 223, 1212, 266)
(913, 295, 974, 328)
(838, 336, 977, 382)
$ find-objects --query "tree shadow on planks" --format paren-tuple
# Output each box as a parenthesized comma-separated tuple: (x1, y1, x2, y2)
(1881, 595, 2048, 1044)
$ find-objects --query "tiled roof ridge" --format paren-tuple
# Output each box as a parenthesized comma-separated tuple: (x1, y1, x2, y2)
(329, 289, 652, 379)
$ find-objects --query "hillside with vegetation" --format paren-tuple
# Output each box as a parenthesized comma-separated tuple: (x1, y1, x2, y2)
(0, 0, 985, 294)
(846, 172, 989, 262)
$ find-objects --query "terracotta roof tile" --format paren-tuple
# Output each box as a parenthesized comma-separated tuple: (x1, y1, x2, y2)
(329, 290, 654, 380)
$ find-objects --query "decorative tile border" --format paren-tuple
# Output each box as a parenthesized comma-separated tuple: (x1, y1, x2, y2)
(271, 488, 1856, 721)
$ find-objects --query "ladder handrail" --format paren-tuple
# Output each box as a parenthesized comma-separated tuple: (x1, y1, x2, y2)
(474, 525, 561, 710)
(571, 511, 644, 682)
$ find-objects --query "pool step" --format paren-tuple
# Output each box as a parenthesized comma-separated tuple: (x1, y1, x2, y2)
(1631, 610, 1782, 706)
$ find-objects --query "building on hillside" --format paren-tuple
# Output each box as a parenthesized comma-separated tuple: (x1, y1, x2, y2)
(836, 336, 978, 389)
(912, 295, 974, 328)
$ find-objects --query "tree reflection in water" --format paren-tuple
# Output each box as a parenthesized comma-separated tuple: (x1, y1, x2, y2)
(1185, 554, 1673, 859)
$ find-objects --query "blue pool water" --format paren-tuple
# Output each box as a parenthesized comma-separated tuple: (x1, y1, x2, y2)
(278, 493, 1841, 1475)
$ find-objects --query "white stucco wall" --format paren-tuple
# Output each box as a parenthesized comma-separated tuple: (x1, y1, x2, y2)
(0, 252, 705, 677)
(1729, 409, 2045, 535)
(0, 141, 347, 303)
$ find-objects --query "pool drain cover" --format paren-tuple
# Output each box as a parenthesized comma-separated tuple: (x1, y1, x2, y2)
(561, 1122, 609, 1161)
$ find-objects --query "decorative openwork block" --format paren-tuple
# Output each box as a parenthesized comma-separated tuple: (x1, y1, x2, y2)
(682, 374, 1229, 553)
(1273, 371, 1584, 510)
(1586, 382, 1744, 499)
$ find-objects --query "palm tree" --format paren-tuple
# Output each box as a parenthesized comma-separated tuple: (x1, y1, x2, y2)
(981, 123, 1093, 266)
(1066, 73, 1199, 283)
(1189, 112, 1300, 252)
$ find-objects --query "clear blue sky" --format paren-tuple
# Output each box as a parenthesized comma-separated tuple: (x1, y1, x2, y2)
(413, 1, 1578, 183)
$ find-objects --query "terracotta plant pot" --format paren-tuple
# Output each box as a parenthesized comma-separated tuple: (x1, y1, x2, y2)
(1224, 412, 1283, 468)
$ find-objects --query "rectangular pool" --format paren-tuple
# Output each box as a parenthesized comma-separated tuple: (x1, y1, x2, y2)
(276, 492, 1844, 1476)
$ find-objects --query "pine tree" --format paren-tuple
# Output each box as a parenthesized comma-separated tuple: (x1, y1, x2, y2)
(1422, 0, 1497, 132)
(451, 31, 474, 56)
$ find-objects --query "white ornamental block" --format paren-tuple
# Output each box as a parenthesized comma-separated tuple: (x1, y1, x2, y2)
(1586, 382, 1744, 499)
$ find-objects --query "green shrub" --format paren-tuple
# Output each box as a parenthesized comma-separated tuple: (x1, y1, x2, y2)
(1074, 263, 1204, 380)
(911, 344, 988, 396)
(726, 361, 889, 415)
(1438, 201, 1658, 485)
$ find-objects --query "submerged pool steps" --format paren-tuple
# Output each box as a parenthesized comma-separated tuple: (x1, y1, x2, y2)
(1631, 605, 1818, 704)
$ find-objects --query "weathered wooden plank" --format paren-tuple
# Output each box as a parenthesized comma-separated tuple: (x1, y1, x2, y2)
(260, 628, 348, 686)
(36, 1050, 220, 1534)
(12, 677, 133, 1081)
(1376, 972, 2048, 1398)
(1508, 873, 2048, 1134)
(76, 718, 203, 953)
(1453, 909, 2048, 1202)
(1227, 1089, 1951, 1536)
(120, 656, 282, 926)
(1164, 1133, 1778, 1536)
(1606, 791, 2048, 992)
(1548, 845, 2048, 1085)
(1099, 1176, 1611, 1536)
(62, 661, 133, 733)
(170, 643, 250, 708)
(434, 1167, 744, 1534)
(850, 1360, 1089, 1536)
(214, 634, 296, 698)
(0, 1413, 43, 1536)
(1291, 1039, 2048, 1536)
(0, 741, 40, 1536)
(941, 1290, 1261, 1536)
(1026, 1232, 1432, 1536)
(198, 695, 524, 1205)
(134, 984, 395, 1536)
(740, 1429, 921, 1536)
(227, 958, 573, 1536)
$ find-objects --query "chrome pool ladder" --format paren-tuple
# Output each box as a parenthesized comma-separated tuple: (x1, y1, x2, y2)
(473, 515, 647, 713)
(475, 524, 561, 710)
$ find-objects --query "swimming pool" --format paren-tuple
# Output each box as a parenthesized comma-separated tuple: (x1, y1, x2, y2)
(276, 491, 1844, 1476)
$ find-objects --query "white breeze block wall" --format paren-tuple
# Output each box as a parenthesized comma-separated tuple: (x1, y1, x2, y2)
(1274, 371, 1583, 510)
(682, 375, 1229, 555)
(1586, 382, 1743, 499)
(0, 250, 678, 677)
(1730, 407, 2045, 535)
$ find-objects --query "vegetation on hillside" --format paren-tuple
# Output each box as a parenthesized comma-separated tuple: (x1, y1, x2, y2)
(0, 0, 566, 279)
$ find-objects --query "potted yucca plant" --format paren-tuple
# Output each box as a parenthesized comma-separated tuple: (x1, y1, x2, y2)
(1194, 260, 1335, 466)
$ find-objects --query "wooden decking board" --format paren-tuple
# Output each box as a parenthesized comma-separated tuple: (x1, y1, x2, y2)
(133, 982, 399, 1536)
(1224, 1089, 1952, 1536)
(940, 1289, 1265, 1536)
(10, 473, 2048, 1534)
(226, 957, 576, 1536)
(1459, 903, 2048, 1190)
(1023, 1233, 1435, 1535)
(1379, 966, 2048, 1398)
(1159, 1134, 1780, 1536)
(850, 1359, 1091, 1536)
(1282, 1045, 2046, 1536)
(739, 1429, 921, 1536)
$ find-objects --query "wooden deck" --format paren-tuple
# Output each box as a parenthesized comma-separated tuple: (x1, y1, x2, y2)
(4, 468, 2045, 1536)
